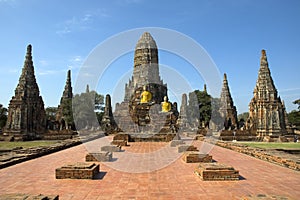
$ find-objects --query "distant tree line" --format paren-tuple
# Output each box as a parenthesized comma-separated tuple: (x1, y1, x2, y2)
(287, 99, 300, 129)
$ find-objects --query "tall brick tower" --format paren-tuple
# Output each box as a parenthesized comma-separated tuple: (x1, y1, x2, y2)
(220, 73, 238, 129)
(114, 32, 168, 131)
(248, 50, 287, 137)
(4, 44, 46, 140)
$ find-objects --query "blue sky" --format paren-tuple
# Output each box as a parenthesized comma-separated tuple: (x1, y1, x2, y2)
(0, 0, 299, 114)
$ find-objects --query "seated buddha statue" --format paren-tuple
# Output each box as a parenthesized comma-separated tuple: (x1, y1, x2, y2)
(161, 96, 171, 112)
(140, 85, 152, 103)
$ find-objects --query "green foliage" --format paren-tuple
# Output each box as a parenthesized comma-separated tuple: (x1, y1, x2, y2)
(287, 110, 300, 129)
(188, 90, 212, 127)
(0, 141, 58, 150)
(61, 98, 73, 125)
(0, 104, 8, 129)
(72, 90, 104, 130)
(293, 99, 300, 110)
(45, 107, 58, 121)
(238, 112, 249, 121)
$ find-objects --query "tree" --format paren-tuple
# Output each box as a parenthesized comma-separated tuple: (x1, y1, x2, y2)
(45, 107, 58, 121)
(287, 110, 300, 129)
(72, 90, 104, 130)
(238, 112, 249, 121)
(188, 90, 212, 128)
(0, 104, 8, 129)
(293, 99, 300, 110)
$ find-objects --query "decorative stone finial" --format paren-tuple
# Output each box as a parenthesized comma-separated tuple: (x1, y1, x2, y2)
(27, 44, 32, 54)
(25, 44, 33, 61)
(67, 70, 71, 80)
(261, 49, 266, 56)
(86, 84, 90, 93)
(224, 73, 227, 80)
(204, 84, 207, 93)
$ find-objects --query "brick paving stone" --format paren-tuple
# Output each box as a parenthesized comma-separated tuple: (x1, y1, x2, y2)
(0, 137, 299, 199)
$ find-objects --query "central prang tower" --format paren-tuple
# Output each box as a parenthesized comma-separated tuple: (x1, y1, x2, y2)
(114, 32, 168, 132)
(124, 32, 167, 103)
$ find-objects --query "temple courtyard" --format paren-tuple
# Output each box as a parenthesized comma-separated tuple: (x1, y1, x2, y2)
(0, 137, 299, 200)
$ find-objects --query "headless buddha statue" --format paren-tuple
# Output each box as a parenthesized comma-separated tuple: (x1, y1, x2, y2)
(161, 96, 171, 112)
(140, 85, 152, 103)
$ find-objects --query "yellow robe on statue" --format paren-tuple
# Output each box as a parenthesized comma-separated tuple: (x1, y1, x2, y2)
(161, 101, 171, 112)
(140, 90, 152, 103)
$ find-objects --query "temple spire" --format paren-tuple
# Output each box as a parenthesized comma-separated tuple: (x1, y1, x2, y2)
(248, 49, 287, 137)
(62, 70, 73, 99)
(220, 73, 238, 129)
(86, 84, 90, 93)
(4, 44, 46, 140)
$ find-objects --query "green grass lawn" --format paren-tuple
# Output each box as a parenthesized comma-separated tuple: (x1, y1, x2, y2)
(0, 140, 60, 150)
(238, 142, 300, 149)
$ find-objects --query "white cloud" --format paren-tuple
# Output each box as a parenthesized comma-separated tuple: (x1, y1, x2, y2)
(278, 88, 300, 92)
(56, 10, 109, 35)
(39, 60, 49, 66)
(70, 56, 83, 63)
(8, 68, 19, 73)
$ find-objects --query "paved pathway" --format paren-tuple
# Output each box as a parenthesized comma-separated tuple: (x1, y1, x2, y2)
(0, 137, 299, 199)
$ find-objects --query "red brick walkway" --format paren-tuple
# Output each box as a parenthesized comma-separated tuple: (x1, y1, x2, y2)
(0, 137, 299, 199)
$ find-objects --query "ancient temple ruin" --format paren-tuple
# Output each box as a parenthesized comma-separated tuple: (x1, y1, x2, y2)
(101, 94, 118, 134)
(220, 73, 238, 130)
(114, 32, 169, 132)
(247, 50, 287, 137)
(4, 44, 46, 140)
(177, 93, 190, 130)
(56, 70, 73, 130)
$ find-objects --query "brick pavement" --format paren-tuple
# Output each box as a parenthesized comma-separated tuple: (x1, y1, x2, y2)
(0, 136, 299, 199)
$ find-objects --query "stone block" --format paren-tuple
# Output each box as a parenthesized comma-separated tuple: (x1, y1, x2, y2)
(178, 145, 198, 153)
(56, 162, 99, 179)
(170, 140, 184, 147)
(183, 152, 212, 163)
(113, 133, 129, 141)
(111, 140, 127, 147)
(194, 163, 239, 181)
(86, 152, 112, 162)
(101, 145, 121, 152)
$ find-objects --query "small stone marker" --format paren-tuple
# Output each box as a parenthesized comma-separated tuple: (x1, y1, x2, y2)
(86, 152, 112, 162)
(178, 145, 198, 153)
(170, 140, 184, 147)
(101, 145, 121, 152)
(194, 163, 239, 181)
(56, 162, 99, 179)
(111, 140, 127, 147)
(183, 152, 212, 163)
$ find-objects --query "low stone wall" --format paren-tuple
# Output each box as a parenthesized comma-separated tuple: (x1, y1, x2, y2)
(0, 132, 105, 169)
(0, 194, 59, 200)
(215, 140, 300, 171)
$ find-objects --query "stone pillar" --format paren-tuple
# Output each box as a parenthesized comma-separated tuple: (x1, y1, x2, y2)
(101, 94, 118, 134)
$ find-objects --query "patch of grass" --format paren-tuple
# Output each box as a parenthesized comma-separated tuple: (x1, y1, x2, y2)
(0, 140, 60, 150)
(238, 142, 300, 149)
